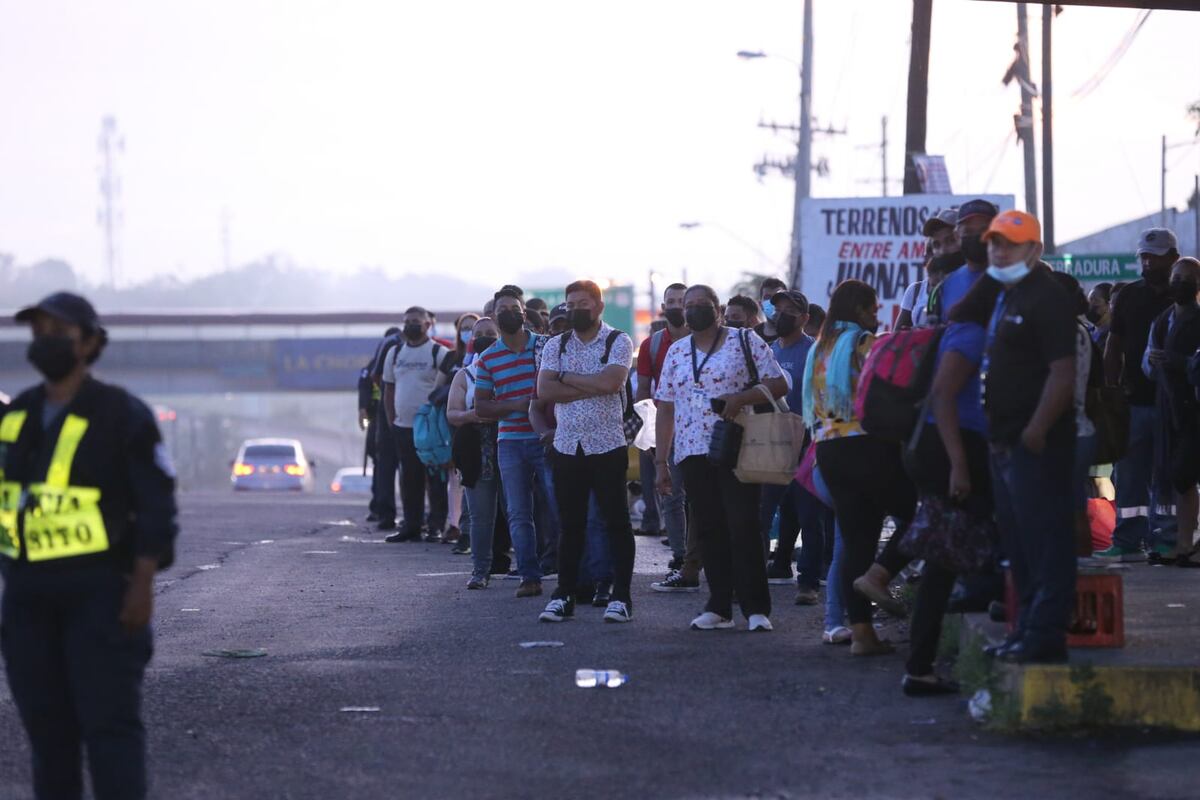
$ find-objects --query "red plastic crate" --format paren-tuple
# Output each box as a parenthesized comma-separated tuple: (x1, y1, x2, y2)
(1004, 569, 1124, 648)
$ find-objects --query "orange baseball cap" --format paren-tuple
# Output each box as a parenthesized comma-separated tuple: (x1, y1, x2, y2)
(982, 210, 1041, 245)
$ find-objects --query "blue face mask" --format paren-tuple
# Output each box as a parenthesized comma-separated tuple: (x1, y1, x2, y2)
(761, 299, 776, 321)
(459, 330, 471, 345)
(986, 262, 1032, 286)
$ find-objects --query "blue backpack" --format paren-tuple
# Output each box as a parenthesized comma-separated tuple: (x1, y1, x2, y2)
(413, 402, 453, 477)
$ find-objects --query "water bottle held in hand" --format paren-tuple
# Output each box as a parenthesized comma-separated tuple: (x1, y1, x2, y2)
(575, 669, 627, 688)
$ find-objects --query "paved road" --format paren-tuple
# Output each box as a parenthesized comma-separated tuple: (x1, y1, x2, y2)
(1, 492, 1197, 799)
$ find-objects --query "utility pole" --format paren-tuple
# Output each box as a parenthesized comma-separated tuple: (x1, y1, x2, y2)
(790, 0, 814, 287)
(1041, 4, 1056, 253)
(97, 116, 123, 288)
(221, 206, 233, 271)
(1015, 4, 1039, 217)
(1194, 175, 1199, 255)
(903, 0, 933, 195)
(1162, 134, 1168, 227)
(881, 116, 889, 197)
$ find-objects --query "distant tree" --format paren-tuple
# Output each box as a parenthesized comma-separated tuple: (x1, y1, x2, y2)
(728, 271, 779, 301)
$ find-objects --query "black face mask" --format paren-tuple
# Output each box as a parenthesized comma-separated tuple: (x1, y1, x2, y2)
(663, 307, 686, 328)
(471, 335, 496, 354)
(1170, 278, 1198, 305)
(931, 250, 966, 273)
(1143, 260, 1172, 287)
(1085, 308, 1104, 325)
(568, 309, 594, 332)
(403, 323, 424, 342)
(960, 234, 988, 266)
(725, 320, 745, 329)
(685, 306, 716, 332)
(28, 335, 78, 382)
(496, 310, 524, 335)
(775, 312, 798, 338)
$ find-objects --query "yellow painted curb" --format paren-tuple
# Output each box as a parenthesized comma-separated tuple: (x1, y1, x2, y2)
(1013, 665, 1200, 731)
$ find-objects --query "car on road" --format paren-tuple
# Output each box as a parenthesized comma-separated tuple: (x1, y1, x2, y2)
(231, 438, 315, 492)
(330, 466, 373, 495)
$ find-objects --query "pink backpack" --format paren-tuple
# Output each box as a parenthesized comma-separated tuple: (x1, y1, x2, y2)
(853, 326, 945, 442)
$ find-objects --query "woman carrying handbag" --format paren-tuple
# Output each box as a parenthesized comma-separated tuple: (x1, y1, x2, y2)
(653, 285, 788, 633)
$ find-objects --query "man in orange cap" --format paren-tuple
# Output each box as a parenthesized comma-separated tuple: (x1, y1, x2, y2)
(979, 210, 1079, 664)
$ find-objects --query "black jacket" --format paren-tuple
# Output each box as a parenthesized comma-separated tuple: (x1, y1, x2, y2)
(0, 377, 178, 572)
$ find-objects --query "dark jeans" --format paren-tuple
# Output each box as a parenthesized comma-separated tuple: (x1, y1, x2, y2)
(991, 437, 1077, 651)
(759, 480, 826, 589)
(395, 426, 447, 536)
(906, 424, 993, 676)
(373, 413, 398, 521)
(551, 446, 635, 605)
(638, 447, 661, 533)
(817, 436, 917, 626)
(680, 456, 771, 619)
(1, 565, 152, 800)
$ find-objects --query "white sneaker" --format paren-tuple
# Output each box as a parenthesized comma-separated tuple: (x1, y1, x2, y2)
(690, 611, 735, 630)
(602, 601, 632, 623)
(823, 625, 852, 645)
(748, 614, 773, 632)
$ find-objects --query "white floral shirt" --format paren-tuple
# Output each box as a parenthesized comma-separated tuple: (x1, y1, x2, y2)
(540, 322, 634, 456)
(655, 327, 784, 464)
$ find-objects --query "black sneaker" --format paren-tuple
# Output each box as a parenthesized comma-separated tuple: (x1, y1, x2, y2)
(767, 563, 794, 585)
(592, 582, 612, 607)
(490, 559, 512, 576)
(651, 571, 701, 593)
(366, 513, 380, 523)
(667, 556, 682, 572)
(539, 597, 575, 623)
(377, 520, 397, 532)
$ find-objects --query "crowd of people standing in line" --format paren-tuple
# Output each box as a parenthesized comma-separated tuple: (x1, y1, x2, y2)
(357, 200, 1200, 695)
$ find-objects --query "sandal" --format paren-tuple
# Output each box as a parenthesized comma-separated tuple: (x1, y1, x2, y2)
(850, 639, 895, 657)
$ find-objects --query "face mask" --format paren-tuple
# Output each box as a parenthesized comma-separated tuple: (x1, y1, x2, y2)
(472, 335, 496, 354)
(761, 299, 776, 321)
(568, 309, 594, 332)
(1170, 278, 1198, 305)
(960, 234, 989, 266)
(403, 323, 424, 341)
(664, 307, 686, 328)
(685, 306, 716, 332)
(1143, 260, 1171, 287)
(932, 250, 966, 273)
(497, 310, 524, 335)
(775, 312, 798, 338)
(459, 330, 472, 345)
(28, 335, 78, 382)
(986, 262, 1032, 286)
(1085, 308, 1103, 325)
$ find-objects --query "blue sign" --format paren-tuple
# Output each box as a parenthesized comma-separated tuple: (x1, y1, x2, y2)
(274, 338, 378, 390)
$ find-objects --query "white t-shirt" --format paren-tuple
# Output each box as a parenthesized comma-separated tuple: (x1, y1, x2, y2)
(901, 280, 932, 327)
(382, 339, 452, 427)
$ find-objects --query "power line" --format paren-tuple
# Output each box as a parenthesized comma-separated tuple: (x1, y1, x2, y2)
(1071, 9, 1152, 99)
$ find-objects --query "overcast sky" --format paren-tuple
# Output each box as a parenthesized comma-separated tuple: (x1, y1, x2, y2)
(1, 0, 1197, 298)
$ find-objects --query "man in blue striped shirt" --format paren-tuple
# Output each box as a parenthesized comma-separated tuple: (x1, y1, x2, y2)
(475, 288, 556, 598)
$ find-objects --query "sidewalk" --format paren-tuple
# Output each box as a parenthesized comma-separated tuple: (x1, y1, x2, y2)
(960, 563, 1200, 732)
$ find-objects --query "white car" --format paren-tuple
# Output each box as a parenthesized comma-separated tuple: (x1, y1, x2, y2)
(231, 438, 315, 492)
(331, 466, 373, 496)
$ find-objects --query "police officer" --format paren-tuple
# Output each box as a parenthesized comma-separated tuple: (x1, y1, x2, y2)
(1, 292, 178, 800)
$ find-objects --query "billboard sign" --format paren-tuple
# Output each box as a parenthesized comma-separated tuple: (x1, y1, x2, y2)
(1045, 253, 1139, 284)
(798, 194, 1015, 329)
(274, 338, 378, 390)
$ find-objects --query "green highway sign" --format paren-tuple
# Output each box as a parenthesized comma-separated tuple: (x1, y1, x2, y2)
(1046, 253, 1139, 283)
(529, 284, 636, 335)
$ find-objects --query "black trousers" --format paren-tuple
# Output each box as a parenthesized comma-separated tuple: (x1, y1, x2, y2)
(395, 426, 447, 535)
(373, 414, 398, 521)
(680, 456, 771, 619)
(1, 565, 152, 800)
(816, 436, 917, 626)
(551, 446, 635, 605)
(905, 424, 994, 676)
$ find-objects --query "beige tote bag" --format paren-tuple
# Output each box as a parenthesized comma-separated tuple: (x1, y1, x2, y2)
(734, 385, 806, 486)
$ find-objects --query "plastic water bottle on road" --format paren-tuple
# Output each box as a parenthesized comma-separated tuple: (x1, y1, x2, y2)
(575, 669, 627, 688)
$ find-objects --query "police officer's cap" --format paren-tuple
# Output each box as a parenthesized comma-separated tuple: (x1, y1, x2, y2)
(16, 292, 103, 333)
